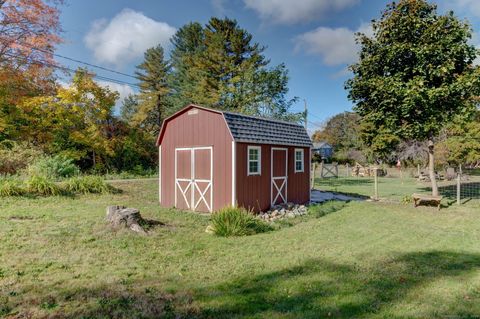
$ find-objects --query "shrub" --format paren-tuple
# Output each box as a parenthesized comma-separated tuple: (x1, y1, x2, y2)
(0, 141, 43, 175)
(64, 176, 113, 194)
(0, 178, 25, 197)
(25, 175, 61, 196)
(210, 207, 272, 237)
(27, 155, 80, 180)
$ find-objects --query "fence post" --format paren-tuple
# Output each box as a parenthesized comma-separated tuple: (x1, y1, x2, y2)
(311, 162, 316, 190)
(417, 164, 420, 178)
(457, 168, 461, 205)
(346, 163, 350, 177)
(319, 161, 324, 179)
(374, 167, 379, 201)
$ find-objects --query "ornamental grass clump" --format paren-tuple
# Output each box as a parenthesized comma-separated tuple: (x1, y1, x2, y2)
(0, 178, 25, 197)
(210, 206, 272, 237)
(64, 176, 113, 194)
(25, 175, 61, 196)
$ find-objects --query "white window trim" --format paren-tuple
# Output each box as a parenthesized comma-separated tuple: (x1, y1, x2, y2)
(295, 148, 304, 173)
(247, 146, 261, 176)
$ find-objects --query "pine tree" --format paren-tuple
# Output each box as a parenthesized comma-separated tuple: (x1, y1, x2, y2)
(169, 17, 301, 121)
(134, 45, 171, 135)
(169, 22, 205, 110)
(120, 94, 139, 123)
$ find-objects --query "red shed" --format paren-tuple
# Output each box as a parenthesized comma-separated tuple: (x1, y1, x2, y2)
(156, 104, 312, 212)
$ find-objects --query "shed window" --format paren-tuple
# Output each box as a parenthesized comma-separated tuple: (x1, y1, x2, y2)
(247, 146, 261, 175)
(295, 149, 304, 173)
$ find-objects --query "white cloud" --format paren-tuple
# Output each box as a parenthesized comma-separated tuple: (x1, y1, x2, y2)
(294, 23, 372, 66)
(244, 0, 359, 24)
(84, 9, 176, 67)
(211, 0, 227, 15)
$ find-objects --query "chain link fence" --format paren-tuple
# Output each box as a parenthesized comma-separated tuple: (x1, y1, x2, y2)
(312, 162, 480, 205)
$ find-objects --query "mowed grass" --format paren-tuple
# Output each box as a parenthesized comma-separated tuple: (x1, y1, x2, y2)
(1, 180, 480, 318)
(316, 174, 480, 203)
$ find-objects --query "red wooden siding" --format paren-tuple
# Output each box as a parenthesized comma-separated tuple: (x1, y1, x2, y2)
(235, 143, 272, 212)
(159, 107, 233, 212)
(286, 147, 310, 204)
(236, 143, 310, 212)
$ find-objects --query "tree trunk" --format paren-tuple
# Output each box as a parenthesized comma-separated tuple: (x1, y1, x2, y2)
(428, 139, 439, 196)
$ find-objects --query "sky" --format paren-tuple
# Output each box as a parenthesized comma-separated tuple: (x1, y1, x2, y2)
(56, 0, 480, 133)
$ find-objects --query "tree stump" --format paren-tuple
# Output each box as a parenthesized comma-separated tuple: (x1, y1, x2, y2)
(106, 205, 147, 234)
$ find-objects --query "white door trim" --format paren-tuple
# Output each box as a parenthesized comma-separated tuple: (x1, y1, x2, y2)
(231, 141, 236, 206)
(175, 147, 213, 212)
(159, 145, 162, 203)
(271, 147, 288, 207)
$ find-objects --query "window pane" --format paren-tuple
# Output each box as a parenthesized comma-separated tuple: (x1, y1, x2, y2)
(249, 149, 258, 161)
(249, 161, 259, 173)
(296, 150, 302, 161)
(296, 161, 303, 171)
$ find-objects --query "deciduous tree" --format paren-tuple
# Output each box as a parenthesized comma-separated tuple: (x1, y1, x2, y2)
(346, 0, 480, 195)
(0, 0, 63, 142)
(18, 69, 119, 169)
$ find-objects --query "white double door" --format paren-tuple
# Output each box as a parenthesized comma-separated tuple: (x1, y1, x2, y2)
(175, 147, 213, 212)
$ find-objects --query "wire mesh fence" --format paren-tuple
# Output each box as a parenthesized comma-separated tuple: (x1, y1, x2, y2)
(311, 162, 480, 205)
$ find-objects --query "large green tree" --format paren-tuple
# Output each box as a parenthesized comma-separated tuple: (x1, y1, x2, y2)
(312, 112, 362, 151)
(134, 45, 171, 135)
(169, 17, 301, 121)
(346, 0, 480, 195)
(437, 110, 480, 167)
(19, 69, 119, 169)
(169, 22, 206, 111)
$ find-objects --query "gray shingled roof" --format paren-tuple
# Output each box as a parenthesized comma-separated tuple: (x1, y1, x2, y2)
(222, 112, 312, 147)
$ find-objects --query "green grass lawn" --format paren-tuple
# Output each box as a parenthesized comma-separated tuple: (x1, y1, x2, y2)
(316, 174, 480, 203)
(1, 179, 480, 318)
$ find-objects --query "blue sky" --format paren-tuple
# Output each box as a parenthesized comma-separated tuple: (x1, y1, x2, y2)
(57, 0, 480, 133)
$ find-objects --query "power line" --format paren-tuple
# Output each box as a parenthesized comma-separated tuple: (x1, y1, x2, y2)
(3, 52, 141, 89)
(17, 41, 137, 79)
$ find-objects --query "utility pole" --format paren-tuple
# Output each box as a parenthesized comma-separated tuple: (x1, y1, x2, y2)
(304, 99, 308, 130)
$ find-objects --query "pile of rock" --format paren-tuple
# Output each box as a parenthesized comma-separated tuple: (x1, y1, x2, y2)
(258, 203, 308, 222)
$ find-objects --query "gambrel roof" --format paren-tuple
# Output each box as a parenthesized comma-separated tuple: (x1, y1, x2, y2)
(157, 104, 313, 147)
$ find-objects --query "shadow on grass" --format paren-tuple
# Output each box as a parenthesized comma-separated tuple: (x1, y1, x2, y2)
(193, 251, 480, 318)
(7, 251, 480, 318)
(314, 178, 373, 200)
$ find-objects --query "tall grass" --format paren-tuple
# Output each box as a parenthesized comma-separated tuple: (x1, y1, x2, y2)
(25, 175, 61, 196)
(0, 178, 25, 196)
(210, 207, 272, 237)
(64, 176, 113, 194)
